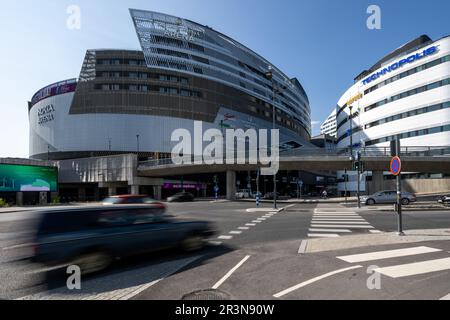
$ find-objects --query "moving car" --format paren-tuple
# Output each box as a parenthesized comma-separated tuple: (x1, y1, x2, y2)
(31, 205, 216, 274)
(438, 195, 450, 207)
(102, 195, 163, 206)
(361, 191, 417, 206)
(167, 192, 195, 203)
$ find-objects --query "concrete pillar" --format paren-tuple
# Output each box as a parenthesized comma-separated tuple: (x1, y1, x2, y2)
(153, 186, 162, 200)
(226, 170, 237, 200)
(78, 187, 86, 202)
(370, 171, 384, 194)
(130, 185, 140, 195)
(16, 192, 24, 206)
(39, 192, 48, 205)
(108, 187, 117, 196)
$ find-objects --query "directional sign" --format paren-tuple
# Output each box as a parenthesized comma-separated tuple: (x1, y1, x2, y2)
(390, 156, 402, 176)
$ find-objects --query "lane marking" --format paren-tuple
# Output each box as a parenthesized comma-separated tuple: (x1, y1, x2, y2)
(209, 241, 223, 246)
(309, 228, 352, 233)
(252, 220, 262, 223)
(311, 224, 374, 229)
(313, 214, 360, 217)
(308, 233, 340, 238)
(337, 246, 442, 263)
(218, 235, 233, 240)
(314, 211, 356, 214)
(257, 218, 266, 221)
(229, 231, 242, 235)
(298, 240, 308, 254)
(238, 227, 250, 230)
(273, 265, 363, 298)
(212, 255, 251, 290)
(246, 223, 256, 226)
(374, 257, 450, 278)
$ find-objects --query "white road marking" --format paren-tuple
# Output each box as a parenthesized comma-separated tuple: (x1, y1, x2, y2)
(218, 235, 233, 240)
(369, 230, 382, 234)
(311, 224, 374, 229)
(238, 227, 250, 230)
(273, 265, 363, 298)
(374, 257, 450, 278)
(313, 214, 360, 217)
(246, 223, 256, 226)
(440, 293, 450, 300)
(212, 255, 251, 290)
(308, 233, 340, 238)
(257, 218, 266, 221)
(314, 211, 356, 214)
(312, 217, 365, 220)
(229, 231, 242, 235)
(209, 241, 223, 246)
(337, 246, 442, 263)
(298, 240, 308, 254)
(311, 221, 369, 225)
(252, 220, 262, 223)
(309, 228, 352, 233)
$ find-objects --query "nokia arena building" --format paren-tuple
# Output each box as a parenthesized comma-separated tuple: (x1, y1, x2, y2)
(29, 9, 313, 161)
(28, 9, 318, 201)
(336, 35, 450, 195)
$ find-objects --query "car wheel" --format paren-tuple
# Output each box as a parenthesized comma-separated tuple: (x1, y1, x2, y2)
(72, 251, 112, 275)
(181, 234, 205, 252)
(366, 199, 375, 206)
(401, 198, 410, 205)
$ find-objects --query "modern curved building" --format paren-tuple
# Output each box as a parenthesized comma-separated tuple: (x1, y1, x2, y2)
(29, 9, 312, 161)
(336, 35, 450, 194)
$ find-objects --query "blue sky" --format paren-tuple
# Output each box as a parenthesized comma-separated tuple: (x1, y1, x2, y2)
(0, 0, 448, 157)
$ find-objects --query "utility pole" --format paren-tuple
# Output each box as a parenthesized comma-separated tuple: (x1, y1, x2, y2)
(391, 138, 404, 236)
(356, 150, 361, 209)
(136, 134, 140, 154)
(344, 169, 348, 204)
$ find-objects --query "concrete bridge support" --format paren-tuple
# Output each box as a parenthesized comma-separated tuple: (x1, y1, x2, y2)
(226, 170, 236, 200)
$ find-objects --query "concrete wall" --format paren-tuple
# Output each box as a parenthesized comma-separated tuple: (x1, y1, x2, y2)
(367, 176, 450, 194)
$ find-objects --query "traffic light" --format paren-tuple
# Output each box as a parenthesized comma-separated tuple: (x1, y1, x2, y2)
(353, 161, 363, 172)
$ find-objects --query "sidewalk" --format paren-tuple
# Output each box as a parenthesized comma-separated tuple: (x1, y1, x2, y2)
(304, 228, 450, 253)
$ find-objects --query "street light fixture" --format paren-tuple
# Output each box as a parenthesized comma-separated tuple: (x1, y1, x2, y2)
(265, 66, 277, 210)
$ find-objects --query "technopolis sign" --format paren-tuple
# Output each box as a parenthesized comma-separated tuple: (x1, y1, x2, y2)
(362, 46, 439, 85)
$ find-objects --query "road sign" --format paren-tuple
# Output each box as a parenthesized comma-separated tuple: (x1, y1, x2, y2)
(214, 186, 219, 192)
(390, 156, 402, 176)
(298, 180, 303, 187)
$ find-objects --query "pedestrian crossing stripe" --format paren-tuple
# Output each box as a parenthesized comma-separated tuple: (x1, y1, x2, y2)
(311, 224, 374, 229)
(337, 246, 442, 263)
(374, 257, 450, 278)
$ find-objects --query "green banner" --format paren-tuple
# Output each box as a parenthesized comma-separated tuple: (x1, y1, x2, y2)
(0, 164, 58, 192)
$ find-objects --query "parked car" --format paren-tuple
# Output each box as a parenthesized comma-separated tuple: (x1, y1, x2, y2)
(235, 189, 252, 199)
(102, 195, 163, 206)
(361, 191, 417, 206)
(438, 195, 450, 207)
(31, 205, 216, 274)
(167, 192, 195, 203)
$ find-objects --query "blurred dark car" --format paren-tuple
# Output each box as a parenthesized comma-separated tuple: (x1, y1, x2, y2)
(102, 195, 161, 205)
(31, 205, 216, 274)
(167, 192, 195, 203)
(438, 195, 450, 206)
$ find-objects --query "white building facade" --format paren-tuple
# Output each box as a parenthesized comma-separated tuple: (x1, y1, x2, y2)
(320, 108, 337, 138)
(336, 35, 450, 195)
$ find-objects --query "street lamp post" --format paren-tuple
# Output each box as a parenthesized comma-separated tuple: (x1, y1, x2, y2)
(265, 66, 277, 210)
(349, 105, 354, 158)
(136, 134, 140, 154)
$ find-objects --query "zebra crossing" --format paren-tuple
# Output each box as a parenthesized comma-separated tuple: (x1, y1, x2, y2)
(337, 245, 450, 279)
(308, 207, 380, 238)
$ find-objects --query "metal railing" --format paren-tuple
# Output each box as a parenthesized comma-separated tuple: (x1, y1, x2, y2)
(138, 146, 450, 168)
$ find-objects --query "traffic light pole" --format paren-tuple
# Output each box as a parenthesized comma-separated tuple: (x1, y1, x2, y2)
(395, 139, 404, 236)
(357, 151, 361, 209)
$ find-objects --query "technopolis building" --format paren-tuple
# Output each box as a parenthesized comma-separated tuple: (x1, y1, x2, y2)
(27, 9, 315, 201)
(336, 35, 450, 195)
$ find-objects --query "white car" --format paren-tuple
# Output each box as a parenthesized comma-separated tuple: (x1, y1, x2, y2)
(236, 189, 252, 199)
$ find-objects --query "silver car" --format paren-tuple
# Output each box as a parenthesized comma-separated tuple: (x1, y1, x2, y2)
(361, 191, 417, 206)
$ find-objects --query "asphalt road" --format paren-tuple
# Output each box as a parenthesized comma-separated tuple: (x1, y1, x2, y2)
(0, 201, 449, 300)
